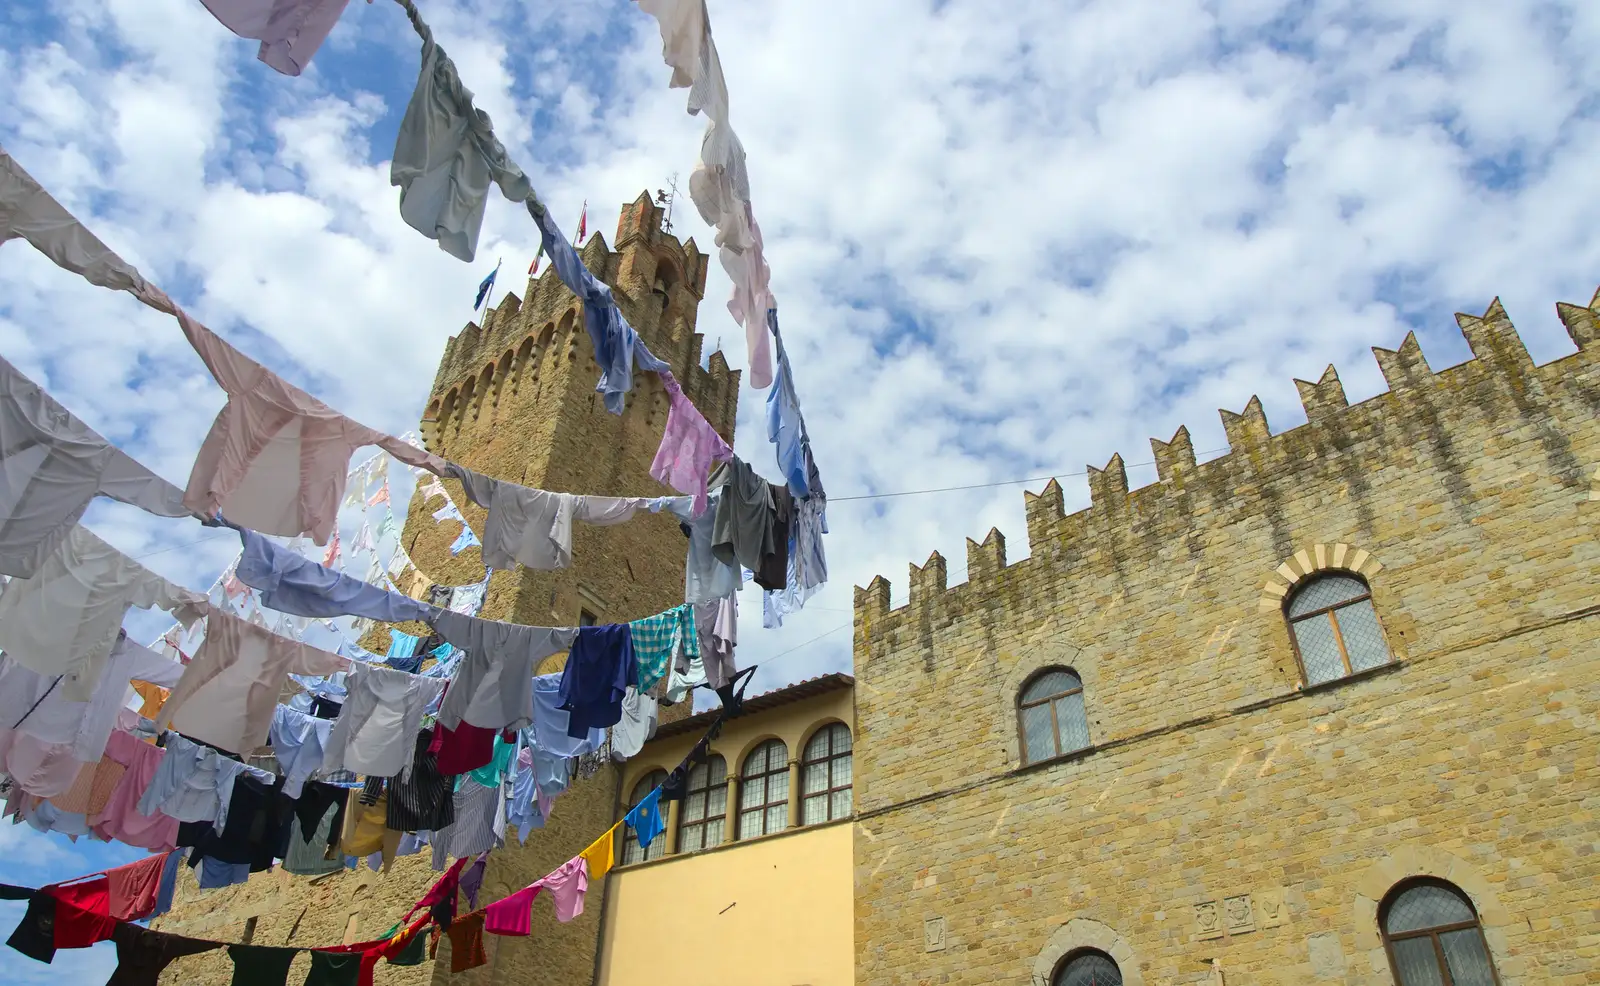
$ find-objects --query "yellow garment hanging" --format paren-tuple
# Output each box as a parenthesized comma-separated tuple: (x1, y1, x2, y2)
(579, 822, 622, 882)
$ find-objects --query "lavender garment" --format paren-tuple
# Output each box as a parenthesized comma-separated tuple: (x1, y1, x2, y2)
(233, 526, 433, 623)
(198, 0, 352, 76)
(460, 856, 488, 909)
(650, 371, 732, 517)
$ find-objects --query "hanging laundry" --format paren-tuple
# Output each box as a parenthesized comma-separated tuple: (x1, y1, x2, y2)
(156, 605, 348, 754)
(485, 855, 589, 935)
(663, 631, 707, 706)
(650, 371, 734, 516)
(196, 0, 352, 76)
(765, 321, 815, 498)
(439, 909, 488, 972)
(226, 943, 298, 985)
(322, 529, 341, 569)
(366, 480, 390, 507)
(443, 462, 680, 571)
(385, 628, 421, 662)
(106, 852, 170, 921)
(669, 490, 740, 604)
(530, 674, 604, 758)
(720, 205, 776, 387)
(284, 800, 344, 877)
(0, 148, 151, 298)
(418, 474, 447, 502)
(430, 777, 504, 868)
(701, 591, 739, 689)
(449, 525, 480, 556)
(610, 687, 659, 761)
(0, 356, 196, 579)
(349, 520, 375, 559)
(152, 849, 185, 919)
(506, 757, 543, 843)
(105, 921, 220, 986)
(136, 733, 271, 826)
(322, 663, 446, 778)
(0, 634, 181, 768)
(431, 611, 577, 732)
(5, 889, 59, 963)
(459, 732, 516, 789)
(764, 488, 828, 628)
(580, 822, 620, 882)
(0, 525, 206, 701)
(93, 731, 180, 851)
(448, 579, 488, 615)
(628, 604, 697, 694)
(432, 719, 498, 778)
(51, 730, 131, 819)
(196, 857, 251, 889)
(182, 773, 297, 873)
(44, 876, 116, 948)
(624, 786, 666, 851)
(390, 0, 530, 262)
(303, 949, 364, 986)
(710, 457, 790, 590)
(558, 624, 635, 738)
(387, 729, 455, 832)
(525, 195, 672, 413)
(269, 705, 334, 798)
(232, 526, 436, 624)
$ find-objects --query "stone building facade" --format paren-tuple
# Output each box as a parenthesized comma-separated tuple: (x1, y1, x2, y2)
(154, 193, 739, 985)
(850, 289, 1600, 985)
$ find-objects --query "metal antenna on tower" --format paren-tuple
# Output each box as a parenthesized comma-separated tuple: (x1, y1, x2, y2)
(654, 173, 679, 234)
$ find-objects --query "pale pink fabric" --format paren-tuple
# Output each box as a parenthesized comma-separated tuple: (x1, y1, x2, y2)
(722, 205, 774, 388)
(0, 729, 82, 798)
(199, 0, 352, 76)
(106, 852, 168, 921)
(649, 371, 732, 517)
(157, 604, 347, 755)
(94, 731, 178, 851)
(135, 285, 446, 545)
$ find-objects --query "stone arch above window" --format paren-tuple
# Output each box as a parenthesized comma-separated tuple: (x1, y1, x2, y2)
(1351, 846, 1515, 981)
(1258, 543, 1384, 612)
(1000, 633, 1103, 767)
(1030, 918, 1143, 986)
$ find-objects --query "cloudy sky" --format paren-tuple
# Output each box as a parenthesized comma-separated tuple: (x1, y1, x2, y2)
(3, 0, 1599, 977)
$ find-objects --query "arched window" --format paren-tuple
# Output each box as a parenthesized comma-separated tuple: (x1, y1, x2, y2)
(737, 740, 789, 839)
(1286, 573, 1391, 686)
(1381, 880, 1500, 986)
(1018, 669, 1090, 765)
(801, 723, 852, 824)
(621, 770, 668, 865)
(676, 755, 727, 852)
(1053, 949, 1122, 986)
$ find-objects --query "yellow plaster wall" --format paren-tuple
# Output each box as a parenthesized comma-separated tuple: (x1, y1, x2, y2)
(597, 821, 855, 986)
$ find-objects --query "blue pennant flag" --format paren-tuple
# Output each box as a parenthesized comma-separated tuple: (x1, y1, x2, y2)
(450, 526, 482, 556)
(474, 260, 500, 310)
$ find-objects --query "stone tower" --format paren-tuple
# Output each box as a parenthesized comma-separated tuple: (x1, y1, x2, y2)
(152, 194, 740, 986)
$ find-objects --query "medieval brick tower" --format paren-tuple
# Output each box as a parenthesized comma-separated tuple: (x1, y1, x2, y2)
(152, 194, 740, 986)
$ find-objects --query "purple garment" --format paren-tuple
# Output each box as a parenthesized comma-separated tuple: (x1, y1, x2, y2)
(232, 526, 433, 623)
(557, 626, 634, 738)
(461, 855, 488, 909)
(199, 0, 352, 76)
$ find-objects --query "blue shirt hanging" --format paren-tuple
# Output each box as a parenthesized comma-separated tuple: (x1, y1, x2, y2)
(624, 787, 664, 850)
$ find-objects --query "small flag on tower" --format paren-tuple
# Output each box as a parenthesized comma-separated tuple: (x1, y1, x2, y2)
(528, 243, 543, 276)
(574, 201, 587, 245)
(474, 259, 500, 310)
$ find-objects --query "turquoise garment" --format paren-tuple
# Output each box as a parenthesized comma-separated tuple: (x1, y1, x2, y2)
(457, 734, 515, 791)
(627, 605, 696, 693)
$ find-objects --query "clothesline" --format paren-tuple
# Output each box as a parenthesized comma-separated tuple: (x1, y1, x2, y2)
(2, 667, 756, 980)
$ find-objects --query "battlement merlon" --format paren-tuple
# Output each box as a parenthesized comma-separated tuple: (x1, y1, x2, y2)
(854, 287, 1600, 636)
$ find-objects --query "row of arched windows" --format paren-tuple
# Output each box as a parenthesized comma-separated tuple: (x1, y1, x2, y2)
(620, 722, 854, 865)
(1020, 571, 1393, 765)
(1049, 880, 1499, 986)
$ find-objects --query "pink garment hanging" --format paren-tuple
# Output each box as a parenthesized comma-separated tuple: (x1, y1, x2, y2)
(93, 731, 179, 852)
(483, 884, 540, 937)
(106, 852, 169, 921)
(649, 371, 731, 517)
(138, 289, 447, 545)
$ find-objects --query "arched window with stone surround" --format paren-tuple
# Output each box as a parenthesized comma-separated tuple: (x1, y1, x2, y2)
(1053, 949, 1123, 986)
(1285, 572, 1391, 686)
(1380, 879, 1500, 986)
(1018, 668, 1091, 765)
(621, 769, 668, 865)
